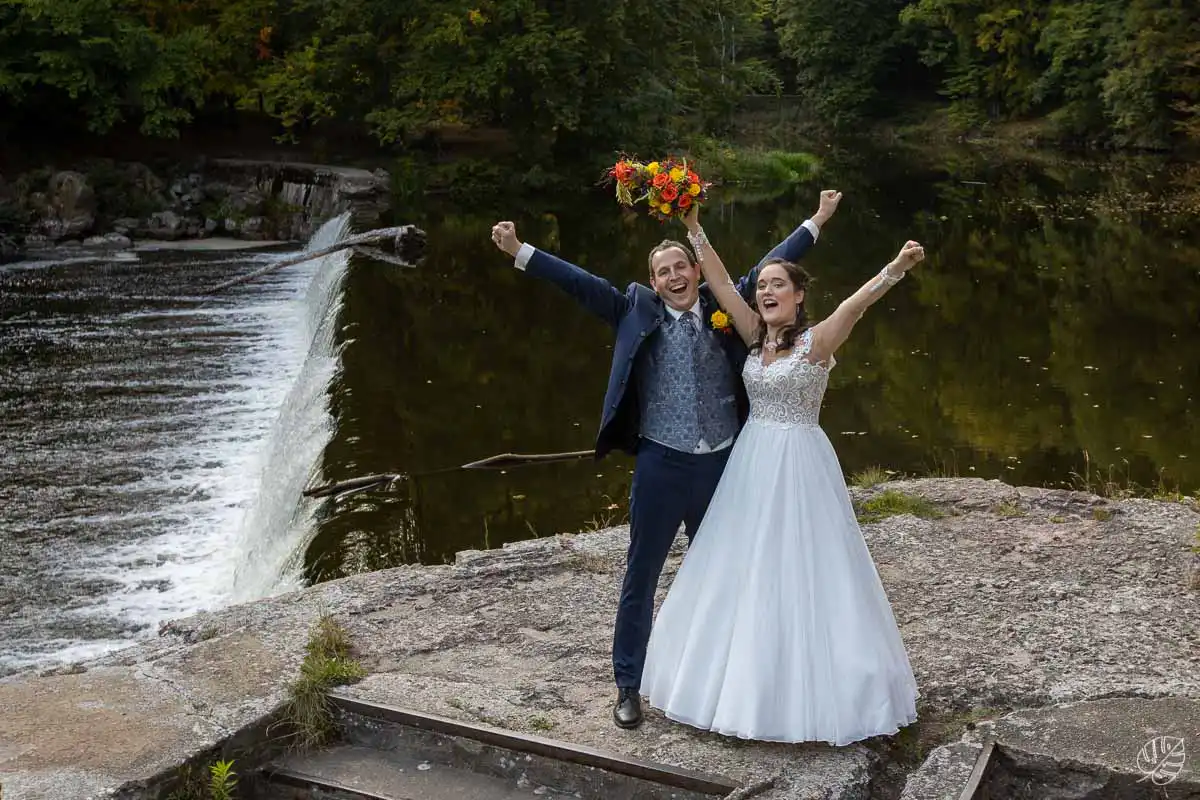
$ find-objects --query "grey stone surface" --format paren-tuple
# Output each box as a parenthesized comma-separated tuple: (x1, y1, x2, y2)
(1, 479, 1197, 800)
(898, 742, 984, 800)
(900, 682, 1200, 797)
(965, 697, 1200, 796)
(864, 480, 1199, 712)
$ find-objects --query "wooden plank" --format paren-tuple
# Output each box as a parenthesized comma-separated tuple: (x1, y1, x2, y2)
(958, 739, 997, 800)
(328, 691, 739, 796)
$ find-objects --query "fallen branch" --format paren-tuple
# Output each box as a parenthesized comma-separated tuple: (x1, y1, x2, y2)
(460, 450, 595, 470)
(203, 224, 427, 294)
(302, 449, 596, 500)
(302, 474, 400, 499)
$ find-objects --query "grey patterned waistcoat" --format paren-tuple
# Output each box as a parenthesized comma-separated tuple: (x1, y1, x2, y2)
(635, 311, 739, 452)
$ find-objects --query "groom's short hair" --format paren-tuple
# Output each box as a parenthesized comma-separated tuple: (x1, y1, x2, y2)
(647, 240, 696, 278)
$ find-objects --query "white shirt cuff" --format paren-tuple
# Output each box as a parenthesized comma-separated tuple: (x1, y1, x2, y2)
(802, 219, 820, 241)
(514, 242, 535, 271)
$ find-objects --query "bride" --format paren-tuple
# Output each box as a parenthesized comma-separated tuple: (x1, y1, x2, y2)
(639, 205, 923, 746)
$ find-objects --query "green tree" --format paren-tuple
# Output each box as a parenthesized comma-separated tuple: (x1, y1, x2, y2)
(1100, 0, 1199, 147)
(900, 0, 1048, 122)
(0, 0, 222, 135)
(772, 0, 913, 128)
(244, 0, 774, 154)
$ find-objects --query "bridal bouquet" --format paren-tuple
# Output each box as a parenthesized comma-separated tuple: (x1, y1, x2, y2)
(607, 157, 709, 222)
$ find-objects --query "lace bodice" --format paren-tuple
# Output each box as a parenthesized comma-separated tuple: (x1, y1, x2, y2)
(742, 328, 834, 429)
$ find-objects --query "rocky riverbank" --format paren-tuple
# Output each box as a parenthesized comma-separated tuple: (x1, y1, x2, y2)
(0, 159, 392, 263)
(1, 478, 1198, 799)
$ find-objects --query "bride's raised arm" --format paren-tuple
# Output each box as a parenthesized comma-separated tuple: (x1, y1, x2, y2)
(682, 206, 759, 346)
(807, 241, 926, 363)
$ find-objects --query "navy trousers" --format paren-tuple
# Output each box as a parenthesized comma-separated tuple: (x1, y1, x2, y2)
(612, 438, 733, 690)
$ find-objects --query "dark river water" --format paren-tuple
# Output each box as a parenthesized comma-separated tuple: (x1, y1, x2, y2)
(2, 147, 1198, 672)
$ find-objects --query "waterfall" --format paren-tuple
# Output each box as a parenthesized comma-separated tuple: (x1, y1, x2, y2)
(228, 211, 352, 602)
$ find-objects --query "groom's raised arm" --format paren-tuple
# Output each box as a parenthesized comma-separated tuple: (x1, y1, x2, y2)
(735, 190, 842, 304)
(491, 221, 631, 329)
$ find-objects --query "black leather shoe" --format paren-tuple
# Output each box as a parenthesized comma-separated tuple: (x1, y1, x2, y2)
(613, 687, 643, 729)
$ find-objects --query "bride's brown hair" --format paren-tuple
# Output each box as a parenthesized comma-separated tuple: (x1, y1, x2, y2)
(752, 258, 813, 354)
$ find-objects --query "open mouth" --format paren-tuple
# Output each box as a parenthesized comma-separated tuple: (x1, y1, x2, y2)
(668, 281, 687, 293)
(761, 297, 779, 311)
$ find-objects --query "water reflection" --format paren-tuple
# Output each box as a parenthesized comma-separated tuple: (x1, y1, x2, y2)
(307, 149, 1200, 579)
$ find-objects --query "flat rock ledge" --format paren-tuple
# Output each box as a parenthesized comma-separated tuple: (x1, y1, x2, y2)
(1, 478, 1197, 800)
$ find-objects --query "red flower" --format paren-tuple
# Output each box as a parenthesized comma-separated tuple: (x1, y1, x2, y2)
(652, 172, 670, 188)
(678, 193, 693, 209)
(687, 170, 699, 183)
(660, 184, 679, 202)
(612, 161, 635, 184)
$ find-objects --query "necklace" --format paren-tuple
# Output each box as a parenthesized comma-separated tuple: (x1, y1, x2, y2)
(763, 337, 782, 353)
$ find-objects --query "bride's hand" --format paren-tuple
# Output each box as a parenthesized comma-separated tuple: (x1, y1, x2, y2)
(683, 203, 700, 234)
(891, 240, 925, 272)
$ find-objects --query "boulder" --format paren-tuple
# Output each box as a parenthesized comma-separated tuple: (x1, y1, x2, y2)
(0, 233, 22, 263)
(142, 210, 186, 241)
(82, 233, 133, 251)
(34, 171, 96, 241)
(111, 218, 141, 236)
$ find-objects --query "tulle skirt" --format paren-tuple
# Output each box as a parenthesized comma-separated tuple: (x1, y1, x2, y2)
(641, 419, 919, 746)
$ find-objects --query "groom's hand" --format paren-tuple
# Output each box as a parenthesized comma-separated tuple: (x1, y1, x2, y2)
(491, 221, 523, 257)
(813, 190, 842, 228)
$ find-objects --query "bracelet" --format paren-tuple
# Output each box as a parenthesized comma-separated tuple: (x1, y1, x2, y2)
(687, 228, 709, 262)
(868, 265, 904, 293)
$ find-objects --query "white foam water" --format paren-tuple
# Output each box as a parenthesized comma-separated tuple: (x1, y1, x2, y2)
(0, 213, 353, 675)
(228, 215, 351, 601)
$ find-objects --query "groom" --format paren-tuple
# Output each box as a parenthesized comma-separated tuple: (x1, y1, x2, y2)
(490, 190, 841, 729)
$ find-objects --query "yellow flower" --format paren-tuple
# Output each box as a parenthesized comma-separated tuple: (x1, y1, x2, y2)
(647, 162, 660, 175)
(688, 182, 701, 196)
(467, 8, 486, 25)
(659, 202, 672, 214)
(669, 166, 685, 182)
(710, 310, 731, 329)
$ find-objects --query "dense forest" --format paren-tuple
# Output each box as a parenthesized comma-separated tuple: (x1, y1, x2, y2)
(0, 0, 1197, 154)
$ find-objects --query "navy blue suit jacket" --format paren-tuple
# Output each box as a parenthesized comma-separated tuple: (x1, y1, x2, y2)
(525, 223, 817, 458)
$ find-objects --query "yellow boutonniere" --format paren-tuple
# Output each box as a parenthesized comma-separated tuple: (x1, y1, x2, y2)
(710, 310, 732, 334)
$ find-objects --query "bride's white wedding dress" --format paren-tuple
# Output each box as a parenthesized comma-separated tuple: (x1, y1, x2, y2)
(640, 328, 919, 745)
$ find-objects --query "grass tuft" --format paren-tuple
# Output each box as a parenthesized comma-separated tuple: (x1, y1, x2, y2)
(992, 500, 1025, 518)
(685, 136, 818, 187)
(274, 612, 365, 751)
(851, 466, 891, 489)
(856, 490, 945, 524)
(1068, 451, 1194, 502)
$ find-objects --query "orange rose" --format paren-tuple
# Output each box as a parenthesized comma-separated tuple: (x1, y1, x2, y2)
(687, 170, 699, 183)
(678, 193, 693, 209)
(652, 172, 670, 188)
(612, 161, 635, 184)
(660, 184, 679, 202)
